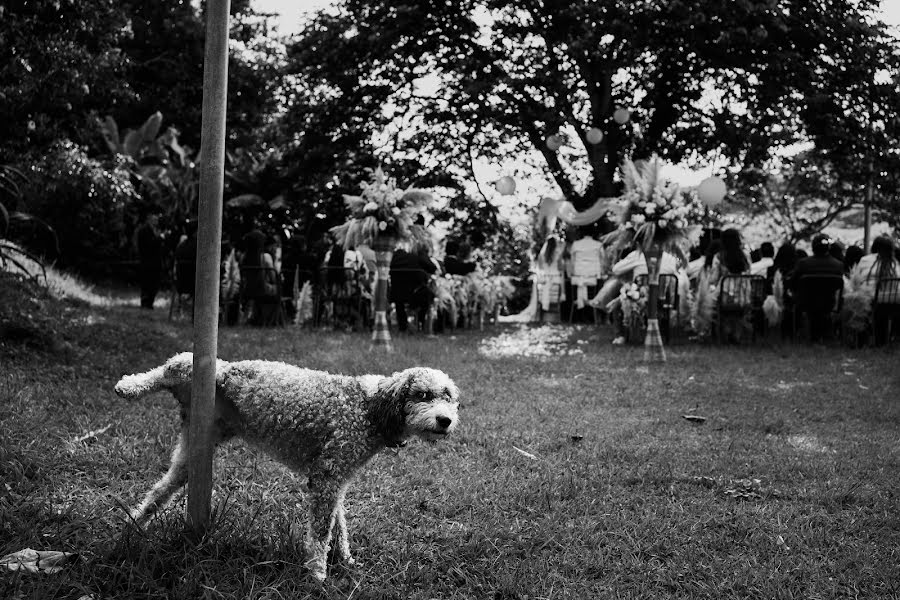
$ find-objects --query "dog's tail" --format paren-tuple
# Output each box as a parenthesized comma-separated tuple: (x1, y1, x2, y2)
(114, 352, 196, 400)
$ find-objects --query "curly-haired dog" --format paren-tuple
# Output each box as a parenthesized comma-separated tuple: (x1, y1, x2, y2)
(114, 352, 460, 581)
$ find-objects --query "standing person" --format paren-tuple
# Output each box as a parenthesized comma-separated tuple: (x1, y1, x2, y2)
(750, 242, 775, 276)
(443, 240, 477, 276)
(390, 243, 437, 332)
(240, 229, 280, 326)
(136, 210, 163, 309)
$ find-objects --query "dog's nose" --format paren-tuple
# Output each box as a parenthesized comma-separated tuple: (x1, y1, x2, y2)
(436, 416, 452, 429)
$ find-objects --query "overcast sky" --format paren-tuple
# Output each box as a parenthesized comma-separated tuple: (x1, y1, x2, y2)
(253, 0, 900, 36)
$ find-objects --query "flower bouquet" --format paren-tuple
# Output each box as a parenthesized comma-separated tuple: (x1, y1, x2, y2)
(329, 167, 432, 250)
(603, 156, 703, 263)
(619, 281, 648, 340)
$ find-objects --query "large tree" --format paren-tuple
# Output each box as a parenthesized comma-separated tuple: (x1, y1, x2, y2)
(0, 0, 131, 162)
(286, 0, 898, 210)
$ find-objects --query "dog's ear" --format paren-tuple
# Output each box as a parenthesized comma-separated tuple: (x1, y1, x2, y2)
(369, 371, 413, 444)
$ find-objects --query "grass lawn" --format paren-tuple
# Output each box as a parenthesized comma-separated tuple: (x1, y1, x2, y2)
(1, 274, 899, 599)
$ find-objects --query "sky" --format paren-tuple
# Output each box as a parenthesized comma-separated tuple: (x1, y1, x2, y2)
(254, 0, 900, 35)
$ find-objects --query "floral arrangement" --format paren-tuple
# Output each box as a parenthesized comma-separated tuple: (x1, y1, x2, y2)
(619, 281, 648, 323)
(603, 155, 703, 263)
(329, 167, 432, 249)
(434, 273, 516, 327)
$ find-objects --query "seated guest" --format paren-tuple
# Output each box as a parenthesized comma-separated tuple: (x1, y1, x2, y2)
(390, 243, 437, 332)
(790, 234, 844, 342)
(750, 242, 774, 276)
(568, 228, 606, 312)
(444, 240, 477, 276)
(829, 241, 845, 264)
(849, 236, 900, 345)
(843, 245, 864, 276)
(850, 236, 899, 289)
(708, 228, 751, 287)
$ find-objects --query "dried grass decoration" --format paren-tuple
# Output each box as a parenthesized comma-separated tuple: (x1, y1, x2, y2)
(602, 156, 703, 262)
(329, 167, 433, 250)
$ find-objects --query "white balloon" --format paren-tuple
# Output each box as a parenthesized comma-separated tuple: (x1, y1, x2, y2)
(697, 176, 727, 206)
(495, 175, 516, 196)
(586, 127, 604, 144)
(545, 134, 563, 151)
(613, 108, 631, 124)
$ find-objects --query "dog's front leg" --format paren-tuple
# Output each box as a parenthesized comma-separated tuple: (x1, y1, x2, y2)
(333, 485, 355, 565)
(304, 474, 340, 582)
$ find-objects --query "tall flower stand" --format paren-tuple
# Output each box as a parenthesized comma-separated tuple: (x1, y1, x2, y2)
(371, 236, 396, 351)
(643, 246, 667, 363)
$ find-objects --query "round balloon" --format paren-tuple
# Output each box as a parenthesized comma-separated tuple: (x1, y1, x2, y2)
(586, 127, 604, 144)
(545, 134, 563, 151)
(613, 108, 631, 124)
(495, 175, 516, 196)
(697, 176, 727, 207)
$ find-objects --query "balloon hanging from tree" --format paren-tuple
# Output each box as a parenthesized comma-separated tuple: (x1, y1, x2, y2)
(495, 175, 516, 196)
(613, 108, 631, 124)
(545, 134, 563, 151)
(601, 156, 703, 362)
(697, 176, 727, 207)
(586, 127, 604, 144)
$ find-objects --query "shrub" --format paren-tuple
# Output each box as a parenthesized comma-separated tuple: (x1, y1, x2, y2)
(20, 140, 140, 276)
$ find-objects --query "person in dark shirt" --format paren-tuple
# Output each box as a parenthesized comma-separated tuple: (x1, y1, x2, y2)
(173, 219, 198, 295)
(791, 234, 844, 342)
(390, 245, 437, 332)
(136, 211, 163, 309)
(443, 240, 477, 276)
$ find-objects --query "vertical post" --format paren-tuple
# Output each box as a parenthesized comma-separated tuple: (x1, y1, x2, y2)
(188, 0, 230, 534)
(643, 245, 666, 363)
(864, 158, 873, 252)
(371, 236, 396, 352)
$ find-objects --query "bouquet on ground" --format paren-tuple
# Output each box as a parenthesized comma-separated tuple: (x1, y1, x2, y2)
(329, 167, 432, 249)
(603, 156, 703, 262)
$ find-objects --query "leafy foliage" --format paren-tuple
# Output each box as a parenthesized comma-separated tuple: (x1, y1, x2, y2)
(289, 0, 898, 212)
(0, 0, 132, 162)
(19, 141, 140, 274)
(731, 151, 865, 243)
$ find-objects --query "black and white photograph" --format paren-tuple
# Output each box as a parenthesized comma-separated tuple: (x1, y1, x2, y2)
(1, 0, 899, 597)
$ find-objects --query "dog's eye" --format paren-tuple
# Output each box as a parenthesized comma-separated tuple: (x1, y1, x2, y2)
(418, 391, 429, 401)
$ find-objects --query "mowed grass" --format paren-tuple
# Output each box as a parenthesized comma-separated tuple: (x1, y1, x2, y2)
(1, 287, 899, 598)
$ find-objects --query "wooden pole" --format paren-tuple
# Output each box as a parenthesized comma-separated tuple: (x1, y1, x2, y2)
(188, 0, 230, 534)
(864, 158, 873, 252)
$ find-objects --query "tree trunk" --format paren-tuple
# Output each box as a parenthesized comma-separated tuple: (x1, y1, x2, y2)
(643, 245, 666, 363)
(371, 236, 395, 351)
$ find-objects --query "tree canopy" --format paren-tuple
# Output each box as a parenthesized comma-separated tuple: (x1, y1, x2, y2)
(287, 0, 899, 211)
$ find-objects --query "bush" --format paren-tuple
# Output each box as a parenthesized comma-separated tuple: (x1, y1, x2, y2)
(19, 140, 140, 276)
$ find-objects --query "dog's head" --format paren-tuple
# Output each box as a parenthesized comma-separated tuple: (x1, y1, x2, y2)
(369, 367, 460, 446)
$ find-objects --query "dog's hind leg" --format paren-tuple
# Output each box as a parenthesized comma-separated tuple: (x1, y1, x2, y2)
(129, 425, 189, 525)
